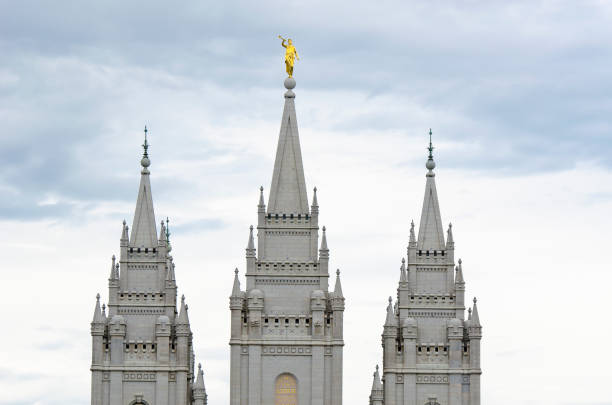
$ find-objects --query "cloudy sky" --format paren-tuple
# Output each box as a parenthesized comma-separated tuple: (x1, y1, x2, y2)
(1, 1, 612, 404)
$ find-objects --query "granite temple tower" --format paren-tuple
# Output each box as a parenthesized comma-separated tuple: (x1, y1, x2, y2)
(90, 131, 208, 405)
(229, 78, 345, 405)
(369, 133, 483, 405)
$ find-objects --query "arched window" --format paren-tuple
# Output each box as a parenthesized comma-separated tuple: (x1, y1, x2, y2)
(128, 396, 148, 405)
(275, 373, 297, 405)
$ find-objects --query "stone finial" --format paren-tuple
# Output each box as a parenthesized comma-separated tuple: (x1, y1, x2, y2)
(409, 220, 416, 244)
(426, 128, 436, 172)
(141, 125, 151, 170)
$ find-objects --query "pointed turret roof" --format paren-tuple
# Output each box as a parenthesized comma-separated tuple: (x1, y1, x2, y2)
(371, 365, 383, 391)
(417, 129, 445, 251)
(130, 127, 158, 248)
(258, 186, 265, 207)
(109, 255, 117, 280)
(231, 268, 242, 297)
(267, 80, 309, 214)
(247, 226, 255, 250)
(121, 219, 129, 241)
(177, 295, 190, 325)
(195, 363, 206, 390)
(320, 226, 328, 251)
(334, 269, 343, 298)
(92, 293, 104, 323)
(446, 222, 454, 249)
(471, 297, 481, 326)
(455, 258, 464, 284)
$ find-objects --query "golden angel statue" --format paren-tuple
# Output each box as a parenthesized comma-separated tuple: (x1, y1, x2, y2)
(278, 35, 300, 77)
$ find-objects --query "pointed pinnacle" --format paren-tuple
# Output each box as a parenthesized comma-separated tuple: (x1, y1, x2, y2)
(312, 186, 318, 207)
(247, 225, 255, 250)
(259, 186, 265, 206)
(320, 226, 328, 250)
(334, 268, 343, 297)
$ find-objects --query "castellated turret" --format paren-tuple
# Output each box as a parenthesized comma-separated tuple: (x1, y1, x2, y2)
(90, 128, 207, 405)
(369, 130, 483, 405)
(229, 78, 345, 405)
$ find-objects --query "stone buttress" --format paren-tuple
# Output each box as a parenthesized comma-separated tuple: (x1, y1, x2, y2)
(90, 129, 207, 405)
(229, 78, 345, 405)
(369, 132, 482, 405)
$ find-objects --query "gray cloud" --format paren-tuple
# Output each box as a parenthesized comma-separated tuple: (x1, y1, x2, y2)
(0, 2, 610, 213)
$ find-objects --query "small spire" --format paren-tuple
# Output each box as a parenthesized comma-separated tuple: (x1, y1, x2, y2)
(468, 307, 472, 320)
(471, 297, 481, 326)
(121, 220, 129, 241)
(334, 269, 343, 297)
(115, 263, 120, 279)
(92, 293, 104, 323)
(258, 186, 265, 207)
(400, 258, 407, 282)
(320, 226, 328, 251)
(455, 258, 464, 284)
(312, 187, 318, 207)
(177, 295, 190, 325)
(371, 364, 383, 391)
(159, 220, 166, 242)
(231, 268, 242, 297)
(195, 362, 206, 390)
(247, 225, 255, 250)
(409, 220, 416, 244)
(384, 296, 395, 326)
(446, 222, 454, 249)
(101, 303, 107, 320)
(109, 255, 117, 280)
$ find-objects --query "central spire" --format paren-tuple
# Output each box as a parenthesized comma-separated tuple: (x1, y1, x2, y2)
(267, 78, 309, 214)
(417, 129, 445, 250)
(130, 126, 158, 248)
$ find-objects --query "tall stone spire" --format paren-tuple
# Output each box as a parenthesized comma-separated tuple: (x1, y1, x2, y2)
(267, 78, 309, 214)
(231, 77, 344, 405)
(417, 129, 445, 251)
(130, 126, 158, 248)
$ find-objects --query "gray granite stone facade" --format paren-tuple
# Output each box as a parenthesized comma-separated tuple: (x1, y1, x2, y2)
(90, 133, 207, 405)
(229, 79, 345, 405)
(369, 134, 482, 405)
